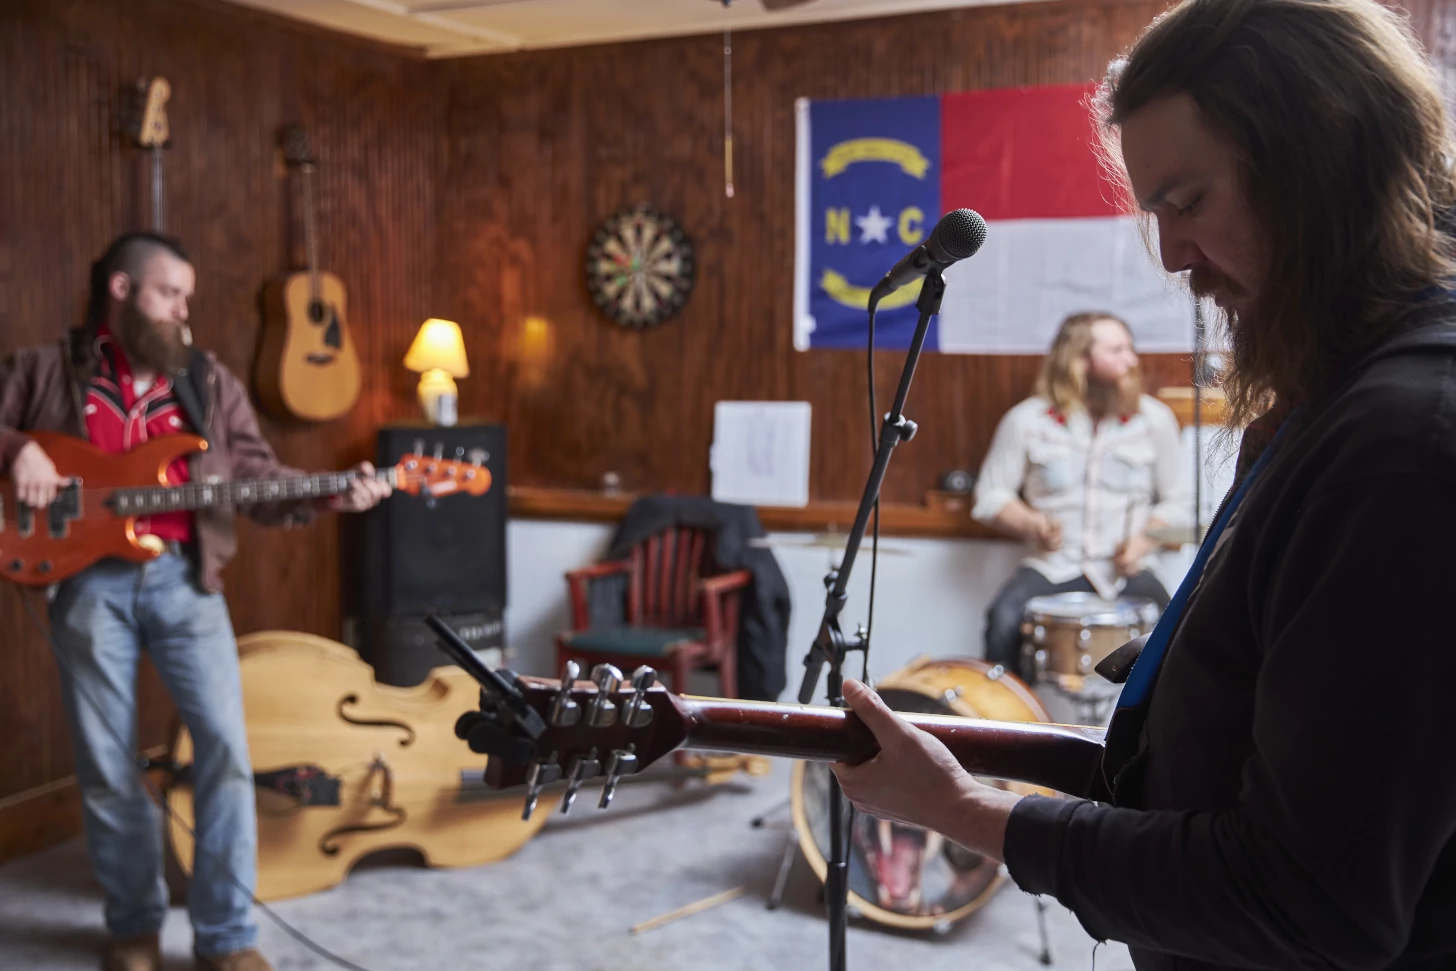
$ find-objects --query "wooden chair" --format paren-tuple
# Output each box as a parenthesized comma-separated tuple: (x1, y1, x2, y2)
(556, 526, 752, 697)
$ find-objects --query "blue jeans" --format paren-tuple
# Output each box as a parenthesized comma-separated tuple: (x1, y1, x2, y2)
(48, 551, 257, 957)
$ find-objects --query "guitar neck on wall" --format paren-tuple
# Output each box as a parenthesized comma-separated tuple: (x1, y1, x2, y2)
(130, 77, 171, 231)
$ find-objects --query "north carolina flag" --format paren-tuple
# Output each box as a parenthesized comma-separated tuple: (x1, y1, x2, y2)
(793, 84, 1194, 354)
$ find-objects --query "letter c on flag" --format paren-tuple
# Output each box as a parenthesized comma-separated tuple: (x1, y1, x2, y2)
(899, 206, 925, 245)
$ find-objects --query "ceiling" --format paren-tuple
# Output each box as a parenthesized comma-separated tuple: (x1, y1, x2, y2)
(219, 0, 1023, 58)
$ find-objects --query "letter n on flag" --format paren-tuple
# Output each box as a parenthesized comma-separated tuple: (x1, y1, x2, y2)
(793, 85, 1193, 353)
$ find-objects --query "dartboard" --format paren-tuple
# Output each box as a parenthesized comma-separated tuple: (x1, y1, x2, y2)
(585, 206, 695, 328)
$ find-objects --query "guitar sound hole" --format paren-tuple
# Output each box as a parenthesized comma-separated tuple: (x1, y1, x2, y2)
(308, 300, 329, 324)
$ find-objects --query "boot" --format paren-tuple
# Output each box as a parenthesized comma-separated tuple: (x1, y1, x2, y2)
(101, 933, 161, 971)
(194, 948, 274, 971)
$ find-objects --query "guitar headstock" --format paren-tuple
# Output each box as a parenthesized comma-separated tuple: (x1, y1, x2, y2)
(390, 450, 492, 499)
(456, 660, 695, 819)
(280, 124, 315, 171)
(132, 77, 171, 149)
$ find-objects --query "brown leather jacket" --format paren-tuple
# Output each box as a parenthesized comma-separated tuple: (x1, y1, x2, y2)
(0, 331, 315, 592)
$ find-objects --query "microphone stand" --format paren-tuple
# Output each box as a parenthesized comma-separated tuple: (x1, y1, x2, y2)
(795, 267, 947, 971)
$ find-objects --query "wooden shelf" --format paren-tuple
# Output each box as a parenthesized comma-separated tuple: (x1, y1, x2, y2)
(1156, 386, 1233, 428)
(507, 486, 1007, 541)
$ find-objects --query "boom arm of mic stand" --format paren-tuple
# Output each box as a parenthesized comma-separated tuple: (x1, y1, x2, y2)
(792, 269, 947, 971)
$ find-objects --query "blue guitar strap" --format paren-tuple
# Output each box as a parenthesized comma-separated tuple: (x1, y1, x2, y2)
(1114, 417, 1294, 712)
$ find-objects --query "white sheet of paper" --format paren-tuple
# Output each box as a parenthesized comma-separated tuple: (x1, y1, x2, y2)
(710, 401, 812, 508)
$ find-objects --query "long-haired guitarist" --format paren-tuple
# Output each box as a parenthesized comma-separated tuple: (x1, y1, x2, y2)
(0, 232, 389, 971)
(834, 1, 1456, 968)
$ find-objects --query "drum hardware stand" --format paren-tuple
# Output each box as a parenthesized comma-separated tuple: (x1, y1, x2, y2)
(1034, 895, 1054, 965)
(794, 268, 948, 971)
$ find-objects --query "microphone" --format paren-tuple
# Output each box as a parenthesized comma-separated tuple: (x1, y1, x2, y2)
(868, 208, 988, 305)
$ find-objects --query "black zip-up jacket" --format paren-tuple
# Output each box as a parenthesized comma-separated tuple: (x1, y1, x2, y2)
(1004, 321, 1456, 970)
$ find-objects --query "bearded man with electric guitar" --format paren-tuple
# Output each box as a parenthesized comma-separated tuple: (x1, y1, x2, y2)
(0, 232, 390, 971)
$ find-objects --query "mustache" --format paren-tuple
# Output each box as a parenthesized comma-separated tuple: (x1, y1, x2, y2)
(1189, 265, 1247, 302)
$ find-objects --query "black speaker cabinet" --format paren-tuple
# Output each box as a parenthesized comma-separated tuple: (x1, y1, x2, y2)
(347, 422, 507, 686)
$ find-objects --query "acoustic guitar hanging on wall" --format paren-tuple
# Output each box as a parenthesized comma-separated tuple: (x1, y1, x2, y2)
(256, 125, 362, 422)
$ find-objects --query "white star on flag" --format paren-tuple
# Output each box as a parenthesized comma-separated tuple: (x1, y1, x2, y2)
(855, 205, 893, 244)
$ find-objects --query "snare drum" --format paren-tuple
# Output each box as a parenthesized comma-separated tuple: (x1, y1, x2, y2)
(1021, 592, 1160, 695)
(790, 656, 1051, 931)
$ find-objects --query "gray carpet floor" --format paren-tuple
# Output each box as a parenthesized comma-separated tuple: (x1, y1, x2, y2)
(0, 760, 1132, 971)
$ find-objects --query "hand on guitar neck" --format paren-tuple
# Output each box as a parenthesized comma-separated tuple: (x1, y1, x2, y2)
(327, 460, 391, 512)
(829, 678, 1024, 865)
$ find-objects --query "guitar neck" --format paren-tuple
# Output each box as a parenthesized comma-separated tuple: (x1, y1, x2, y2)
(677, 697, 1106, 797)
(301, 164, 320, 298)
(110, 468, 394, 516)
(152, 146, 165, 232)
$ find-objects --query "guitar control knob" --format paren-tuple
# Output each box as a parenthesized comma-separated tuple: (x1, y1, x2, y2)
(587, 664, 622, 727)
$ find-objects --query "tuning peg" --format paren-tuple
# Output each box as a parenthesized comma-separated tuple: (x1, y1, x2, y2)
(433, 442, 445, 460)
(560, 749, 601, 814)
(522, 757, 562, 821)
(455, 446, 465, 459)
(598, 746, 639, 810)
(467, 448, 488, 466)
(412, 438, 425, 456)
(622, 666, 657, 728)
(587, 664, 622, 727)
(551, 661, 582, 727)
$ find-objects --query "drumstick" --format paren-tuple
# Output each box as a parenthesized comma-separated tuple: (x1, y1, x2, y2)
(630, 885, 748, 935)
(1123, 498, 1143, 550)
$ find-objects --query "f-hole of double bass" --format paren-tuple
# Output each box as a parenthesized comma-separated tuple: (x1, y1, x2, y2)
(335, 693, 416, 746)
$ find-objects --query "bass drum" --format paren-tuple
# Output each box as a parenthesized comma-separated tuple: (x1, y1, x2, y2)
(790, 656, 1052, 931)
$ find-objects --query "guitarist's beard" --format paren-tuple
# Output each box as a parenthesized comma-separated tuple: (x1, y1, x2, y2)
(117, 296, 190, 376)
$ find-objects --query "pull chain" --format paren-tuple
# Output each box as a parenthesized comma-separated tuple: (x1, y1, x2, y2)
(724, 29, 735, 199)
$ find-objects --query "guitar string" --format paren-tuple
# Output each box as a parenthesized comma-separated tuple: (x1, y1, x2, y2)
(8, 471, 473, 514)
(19, 590, 381, 971)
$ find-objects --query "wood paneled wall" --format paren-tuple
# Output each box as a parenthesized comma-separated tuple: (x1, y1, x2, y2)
(0, 0, 439, 803)
(433, 0, 1177, 504)
(5, 0, 1456, 833)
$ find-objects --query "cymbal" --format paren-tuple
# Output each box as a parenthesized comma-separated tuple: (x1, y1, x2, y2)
(749, 534, 913, 556)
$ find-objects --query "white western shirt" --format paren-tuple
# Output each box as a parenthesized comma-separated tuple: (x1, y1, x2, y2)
(972, 395, 1192, 594)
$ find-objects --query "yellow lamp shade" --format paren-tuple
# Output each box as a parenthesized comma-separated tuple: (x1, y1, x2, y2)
(404, 318, 470, 378)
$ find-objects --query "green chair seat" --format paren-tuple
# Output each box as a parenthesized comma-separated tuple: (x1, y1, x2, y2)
(561, 626, 707, 657)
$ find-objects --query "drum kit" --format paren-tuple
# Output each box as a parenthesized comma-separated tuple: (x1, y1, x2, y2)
(770, 591, 1158, 946)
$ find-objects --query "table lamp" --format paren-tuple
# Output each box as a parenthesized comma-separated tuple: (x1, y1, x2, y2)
(404, 318, 469, 426)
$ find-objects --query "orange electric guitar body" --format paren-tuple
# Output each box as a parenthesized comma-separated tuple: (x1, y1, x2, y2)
(0, 431, 202, 584)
